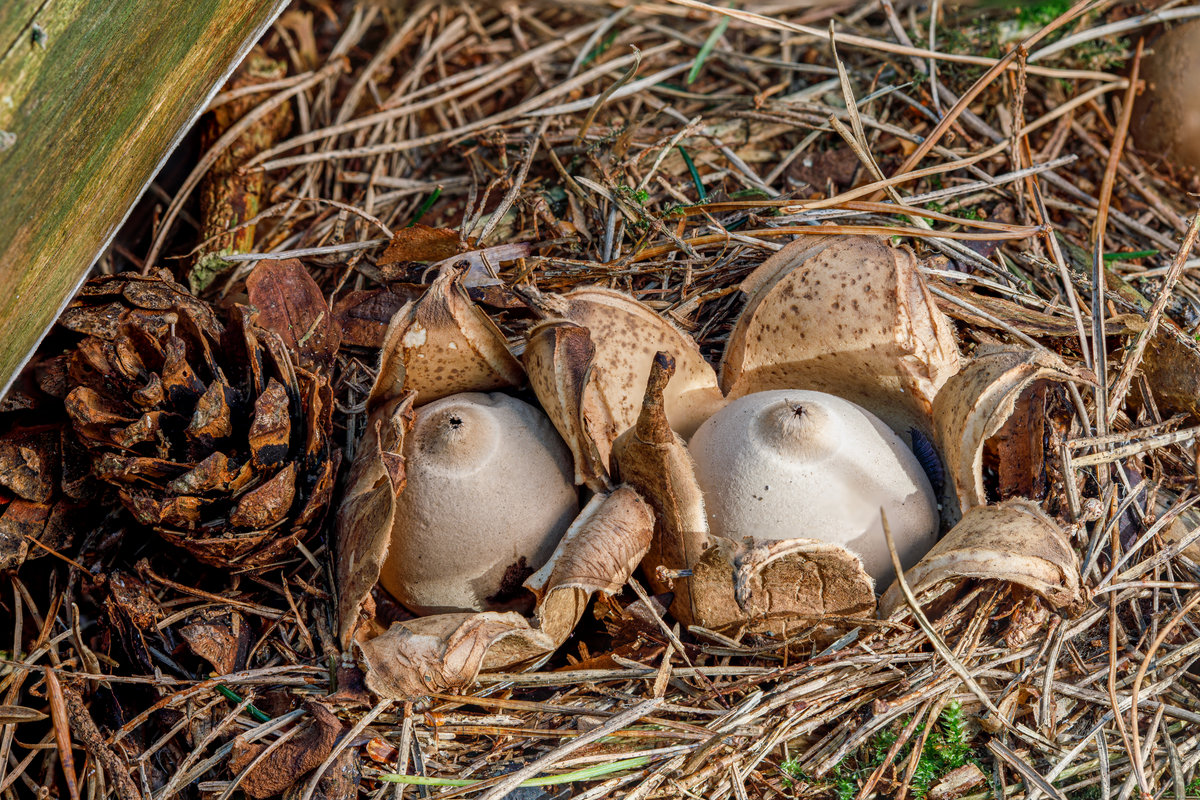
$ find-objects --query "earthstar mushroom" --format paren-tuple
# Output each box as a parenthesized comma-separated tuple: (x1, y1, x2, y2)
(689, 389, 939, 587)
(377, 392, 579, 615)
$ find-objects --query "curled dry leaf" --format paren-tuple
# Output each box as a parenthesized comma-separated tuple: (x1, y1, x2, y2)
(612, 353, 875, 632)
(355, 487, 653, 698)
(720, 235, 960, 436)
(933, 345, 1089, 514)
(180, 609, 248, 675)
(371, 262, 523, 407)
(879, 499, 1084, 619)
(523, 286, 724, 455)
(333, 287, 420, 349)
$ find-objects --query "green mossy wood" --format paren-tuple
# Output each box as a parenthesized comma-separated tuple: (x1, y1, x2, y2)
(0, 0, 288, 396)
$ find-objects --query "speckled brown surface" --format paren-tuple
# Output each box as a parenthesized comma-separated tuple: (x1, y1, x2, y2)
(1132, 20, 1200, 174)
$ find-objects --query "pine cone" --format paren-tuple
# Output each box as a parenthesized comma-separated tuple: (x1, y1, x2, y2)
(0, 421, 96, 570)
(0, 357, 99, 570)
(61, 265, 340, 569)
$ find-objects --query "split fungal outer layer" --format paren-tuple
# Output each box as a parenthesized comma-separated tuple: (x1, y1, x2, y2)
(335, 262, 656, 698)
(523, 286, 726, 488)
(371, 261, 524, 407)
(879, 499, 1084, 620)
(689, 389, 939, 589)
(612, 354, 877, 634)
(932, 345, 1091, 516)
(720, 235, 961, 439)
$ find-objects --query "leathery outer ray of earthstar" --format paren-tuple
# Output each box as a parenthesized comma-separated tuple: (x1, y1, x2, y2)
(522, 319, 611, 491)
(720, 234, 961, 439)
(932, 345, 1092, 517)
(521, 285, 726, 479)
(879, 498, 1084, 620)
(370, 261, 524, 408)
(612, 352, 876, 634)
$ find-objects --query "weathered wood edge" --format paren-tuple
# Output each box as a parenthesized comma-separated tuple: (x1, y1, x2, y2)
(0, 0, 290, 399)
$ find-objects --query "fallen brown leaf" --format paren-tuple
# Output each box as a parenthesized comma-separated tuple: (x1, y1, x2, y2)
(377, 224, 462, 266)
(229, 702, 342, 799)
(333, 287, 421, 349)
(247, 258, 341, 372)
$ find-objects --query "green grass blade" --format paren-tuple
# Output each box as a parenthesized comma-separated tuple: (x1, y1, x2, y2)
(407, 186, 443, 227)
(677, 146, 707, 202)
(687, 11, 730, 84)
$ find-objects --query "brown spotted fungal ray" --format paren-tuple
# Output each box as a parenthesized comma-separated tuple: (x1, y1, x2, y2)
(721, 235, 961, 438)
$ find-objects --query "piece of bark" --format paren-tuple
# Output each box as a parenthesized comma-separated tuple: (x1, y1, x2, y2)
(228, 702, 342, 799)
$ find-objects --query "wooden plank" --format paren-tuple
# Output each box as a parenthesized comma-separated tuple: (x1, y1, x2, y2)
(0, 0, 288, 395)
